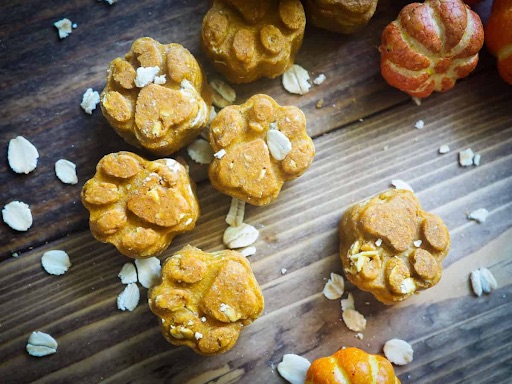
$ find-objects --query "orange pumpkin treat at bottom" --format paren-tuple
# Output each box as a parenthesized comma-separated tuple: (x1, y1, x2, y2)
(339, 189, 450, 305)
(379, 0, 484, 98)
(148, 245, 264, 355)
(81, 152, 199, 258)
(485, 0, 512, 85)
(208, 94, 315, 206)
(306, 347, 400, 384)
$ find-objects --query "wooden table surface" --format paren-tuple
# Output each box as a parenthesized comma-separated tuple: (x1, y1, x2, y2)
(1, 0, 511, 383)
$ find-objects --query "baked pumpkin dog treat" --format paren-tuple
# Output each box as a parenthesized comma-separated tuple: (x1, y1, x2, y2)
(304, 0, 379, 34)
(202, 0, 306, 83)
(148, 245, 264, 355)
(379, 0, 484, 98)
(101, 37, 212, 156)
(208, 94, 315, 206)
(339, 189, 450, 304)
(81, 152, 199, 258)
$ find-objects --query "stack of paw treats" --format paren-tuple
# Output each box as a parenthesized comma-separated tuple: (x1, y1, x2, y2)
(79, 0, 509, 379)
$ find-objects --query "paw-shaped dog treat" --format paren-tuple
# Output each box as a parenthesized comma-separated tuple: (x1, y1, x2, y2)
(339, 189, 450, 304)
(100, 37, 212, 156)
(208, 94, 314, 206)
(304, 0, 379, 34)
(148, 245, 264, 355)
(201, 0, 306, 83)
(81, 152, 199, 258)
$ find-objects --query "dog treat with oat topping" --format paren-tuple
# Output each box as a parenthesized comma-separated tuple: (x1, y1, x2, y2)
(148, 245, 264, 355)
(304, 0, 379, 34)
(208, 94, 315, 206)
(100, 37, 212, 156)
(201, 0, 306, 83)
(81, 152, 199, 258)
(339, 189, 450, 304)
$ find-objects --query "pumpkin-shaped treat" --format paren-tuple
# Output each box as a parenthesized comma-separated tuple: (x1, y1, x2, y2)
(379, 0, 484, 98)
(306, 347, 401, 384)
(485, 0, 512, 85)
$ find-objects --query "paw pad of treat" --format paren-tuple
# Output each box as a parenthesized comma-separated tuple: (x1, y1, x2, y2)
(339, 189, 450, 304)
(148, 245, 264, 355)
(100, 37, 212, 155)
(304, 0, 379, 34)
(208, 94, 315, 206)
(201, 0, 306, 83)
(81, 152, 199, 258)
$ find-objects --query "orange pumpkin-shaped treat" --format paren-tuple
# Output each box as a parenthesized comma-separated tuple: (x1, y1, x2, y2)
(306, 347, 401, 384)
(379, 0, 484, 98)
(485, 0, 512, 85)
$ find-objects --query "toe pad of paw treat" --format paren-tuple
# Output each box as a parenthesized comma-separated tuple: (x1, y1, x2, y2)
(81, 152, 199, 258)
(148, 245, 264, 355)
(339, 189, 450, 304)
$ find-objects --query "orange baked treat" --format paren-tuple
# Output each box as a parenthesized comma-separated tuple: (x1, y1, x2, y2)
(485, 0, 512, 85)
(379, 0, 484, 98)
(148, 245, 264, 355)
(81, 152, 199, 258)
(100, 37, 212, 156)
(208, 94, 315, 206)
(304, 0, 379, 34)
(339, 189, 450, 305)
(306, 347, 400, 384)
(201, 0, 306, 83)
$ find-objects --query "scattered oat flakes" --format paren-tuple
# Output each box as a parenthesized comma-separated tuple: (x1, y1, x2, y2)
(134, 257, 161, 289)
(355, 332, 364, 340)
(282, 64, 311, 95)
(226, 198, 245, 227)
(223, 223, 259, 249)
(473, 153, 481, 166)
(439, 144, 450, 154)
(41, 250, 71, 275)
(134, 66, 160, 88)
(187, 139, 214, 164)
(210, 79, 236, 108)
(342, 309, 366, 332)
(341, 292, 355, 311)
(277, 354, 311, 384)
(54, 18, 74, 39)
(105, 0, 118, 4)
(470, 269, 483, 296)
(470, 267, 498, 296)
(153, 74, 166, 85)
(117, 283, 140, 311)
(313, 74, 326, 85)
(213, 149, 226, 159)
(239, 246, 256, 257)
(316, 99, 324, 109)
(383, 339, 414, 365)
(26, 331, 58, 357)
(414, 120, 424, 129)
(413, 240, 422, 247)
(8, 136, 39, 174)
(375, 238, 383, 247)
(267, 129, 292, 161)
(459, 148, 475, 167)
(468, 208, 489, 223)
(55, 159, 78, 184)
(323, 272, 345, 300)
(80, 88, 100, 114)
(281, 268, 287, 275)
(391, 179, 414, 192)
(2, 201, 33, 231)
(412, 96, 422, 106)
(118, 263, 137, 284)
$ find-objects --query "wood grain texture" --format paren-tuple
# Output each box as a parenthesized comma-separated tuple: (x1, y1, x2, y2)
(1, 0, 511, 383)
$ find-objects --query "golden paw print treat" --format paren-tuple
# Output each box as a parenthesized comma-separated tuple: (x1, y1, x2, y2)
(304, 0, 379, 34)
(81, 152, 199, 258)
(201, 0, 306, 83)
(100, 37, 212, 156)
(208, 94, 315, 206)
(339, 189, 450, 304)
(148, 245, 264, 355)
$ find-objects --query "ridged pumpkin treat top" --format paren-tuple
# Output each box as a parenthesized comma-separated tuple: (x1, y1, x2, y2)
(148, 245, 264, 355)
(306, 347, 401, 384)
(339, 189, 450, 305)
(485, 0, 512, 85)
(379, 0, 484, 98)
(81, 152, 199, 258)
(100, 37, 212, 156)
(202, 0, 306, 83)
(208, 94, 315, 206)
